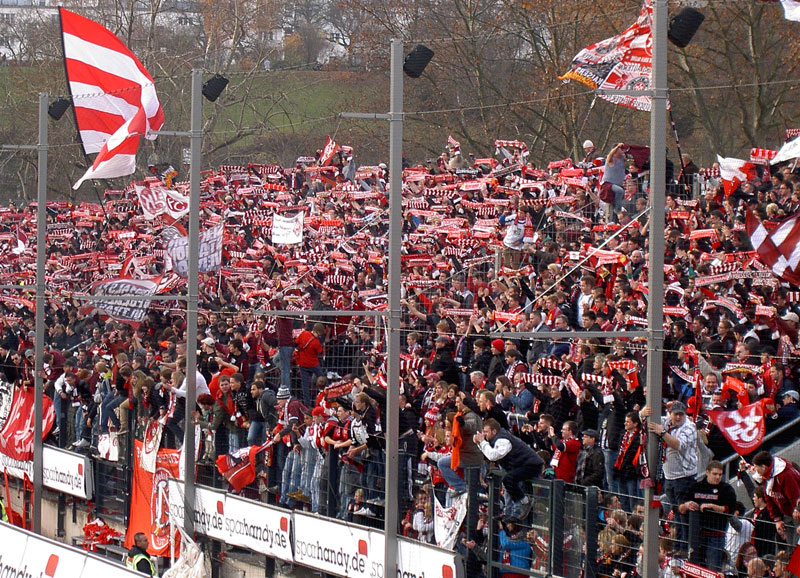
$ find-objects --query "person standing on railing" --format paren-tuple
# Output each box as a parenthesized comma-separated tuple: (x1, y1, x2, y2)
(641, 401, 698, 555)
(474, 418, 544, 519)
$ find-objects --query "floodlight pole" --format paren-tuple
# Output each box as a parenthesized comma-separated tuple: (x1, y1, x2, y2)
(384, 37, 403, 578)
(644, 0, 667, 576)
(183, 68, 203, 537)
(33, 92, 48, 534)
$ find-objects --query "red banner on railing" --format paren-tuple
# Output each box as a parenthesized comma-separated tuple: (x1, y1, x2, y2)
(0, 386, 54, 461)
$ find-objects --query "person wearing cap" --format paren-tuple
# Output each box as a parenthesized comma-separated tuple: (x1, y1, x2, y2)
(432, 335, 459, 385)
(641, 400, 698, 552)
(272, 385, 307, 502)
(574, 428, 605, 487)
(777, 389, 800, 421)
(487, 338, 507, 387)
(581, 139, 596, 164)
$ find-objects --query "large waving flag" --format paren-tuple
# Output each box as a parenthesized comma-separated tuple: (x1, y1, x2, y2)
(560, 0, 654, 111)
(781, 0, 800, 21)
(59, 8, 164, 189)
(717, 155, 757, 197)
(746, 208, 800, 285)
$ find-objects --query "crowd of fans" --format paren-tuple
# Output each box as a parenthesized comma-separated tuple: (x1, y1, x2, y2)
(1, 136, 800, 577)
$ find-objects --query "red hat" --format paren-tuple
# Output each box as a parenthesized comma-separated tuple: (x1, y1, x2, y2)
(311, 406, 326, 417)
(491, 338, 505, 352)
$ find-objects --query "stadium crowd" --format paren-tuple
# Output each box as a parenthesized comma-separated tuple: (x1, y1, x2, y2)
(1, 136, 800, 577)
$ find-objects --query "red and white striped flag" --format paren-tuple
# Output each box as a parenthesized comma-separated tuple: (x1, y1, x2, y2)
(746, 208, 800, 285)
(717, 155, 757, 197)
(60, 8, 164, 189)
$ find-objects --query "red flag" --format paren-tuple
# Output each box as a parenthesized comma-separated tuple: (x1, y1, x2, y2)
(216, 442, 269, 492)
(319, 136, 339, 167)
(787, 541, 800, 576)
(0, 387, 55, 461)
(559, 0, 655, 111)
(722, 376, 750, 408)
(60, 8, 164, 189)
(746, 208, 800, 285)
(707, 400, 769, 456)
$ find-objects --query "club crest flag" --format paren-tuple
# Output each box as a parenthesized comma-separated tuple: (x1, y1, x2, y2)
(560, 0, 654, 111)
(707, 399, 769, 456)
(126, 440, 181, 556)
(272, 212, 305, 245)
(60, 8, 164, 189)
(319, 136, 339, 166)
(166, 224, 224, 276)
(135, 183, 190, 220)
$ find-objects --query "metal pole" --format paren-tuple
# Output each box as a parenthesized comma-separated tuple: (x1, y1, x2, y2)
(183, 68, 202, 536)
(644, 0, 667, 576)
(33, 92, 47, 534)
(384, 37, 402, 578)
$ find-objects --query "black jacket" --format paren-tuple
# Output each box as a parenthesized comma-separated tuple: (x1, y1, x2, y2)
(575, 444, 605, 487)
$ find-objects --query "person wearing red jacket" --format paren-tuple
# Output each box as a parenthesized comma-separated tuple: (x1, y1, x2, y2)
(752, 451, 800, 538)
(295, 322, 325, 406)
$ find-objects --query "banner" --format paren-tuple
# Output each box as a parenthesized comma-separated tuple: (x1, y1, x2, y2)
(0, 445, 93, 500)
(82, 276, 160, 327)
(125, 440, 181, 557)
(0, 379, 13, 430)
(560, 0, 655, 111)
(168, 479, 293, 562)
(134, 183, 190, 220)
(140, 421, 162, 473)
(165, 224, 224, 276)
(0, 522, 143, 578)
(0, 386, 55, 461)
(707, 399, 769, 456)
(434, 493, 468, 550)
(272, 211, 305, 245)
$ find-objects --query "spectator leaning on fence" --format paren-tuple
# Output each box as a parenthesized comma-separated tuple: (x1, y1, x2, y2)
(678, 459, 737, 573)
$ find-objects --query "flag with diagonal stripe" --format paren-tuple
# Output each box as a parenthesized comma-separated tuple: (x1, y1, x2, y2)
(59, 8, 164, 189)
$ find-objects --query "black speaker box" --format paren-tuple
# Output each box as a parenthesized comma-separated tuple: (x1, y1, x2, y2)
(403, 45, 434, 78)
(668, 7, 705, 48)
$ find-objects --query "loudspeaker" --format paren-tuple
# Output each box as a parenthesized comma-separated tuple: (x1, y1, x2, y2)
(403, 45, 434, 78)
(48, 97, 71, 121)
(668, 7, 705, 48)
(202, 74, 229, 102)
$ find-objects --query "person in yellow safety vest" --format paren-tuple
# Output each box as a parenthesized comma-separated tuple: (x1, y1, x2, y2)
(0, 497, 7, 522)
(126, 532, 158, 577)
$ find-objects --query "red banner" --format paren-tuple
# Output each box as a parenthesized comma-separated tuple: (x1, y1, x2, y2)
(0, 386, 54, 461)
(125, 440, 181, 557)
(708, 400, 769, 456)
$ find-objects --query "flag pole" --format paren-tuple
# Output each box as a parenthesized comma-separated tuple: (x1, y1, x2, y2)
(33, 91, 48, 534)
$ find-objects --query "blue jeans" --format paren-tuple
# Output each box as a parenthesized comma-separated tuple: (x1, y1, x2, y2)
(438, 455, 466, 492)
(693, 533, 725, 572)
(247, 421, 266, 446)
(278, 346, 294, 387)
(299, 365, 324, 407)
(228, 430, 241, 454)
(664, 476, 696, 551)
(75, 405, 85, 441)
(616, 477, 642, 512)
(603, 448, 616, 491)
(101, 393, 125, 433)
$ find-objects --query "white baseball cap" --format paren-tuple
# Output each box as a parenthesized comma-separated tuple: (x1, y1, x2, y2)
(583, 140, 594, 149)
